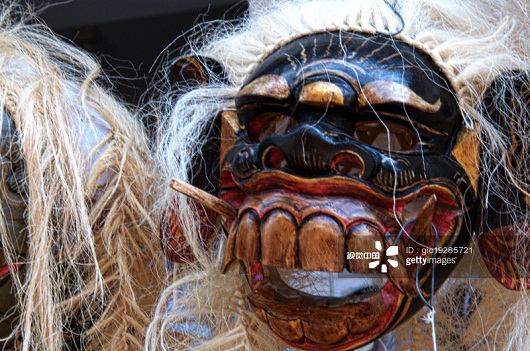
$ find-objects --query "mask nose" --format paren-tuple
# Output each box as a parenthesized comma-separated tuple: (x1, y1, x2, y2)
(257, 124, 376, 179)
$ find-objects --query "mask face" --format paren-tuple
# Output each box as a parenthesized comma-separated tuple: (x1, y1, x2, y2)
(219, 32, 477, 350)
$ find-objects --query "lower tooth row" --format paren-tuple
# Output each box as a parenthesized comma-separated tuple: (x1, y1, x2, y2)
(253, 306, 374, 345)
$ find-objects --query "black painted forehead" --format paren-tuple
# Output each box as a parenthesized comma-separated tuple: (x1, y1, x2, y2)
(244, 31, 451, 90)
(236, 31, 461, 140)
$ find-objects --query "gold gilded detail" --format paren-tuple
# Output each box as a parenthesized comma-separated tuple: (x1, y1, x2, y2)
(451, 128, 480, 193)
(238, 75, 290, 100)
(298, 81, 345, 108)
(359, 80, 442, 113)
(220, 110, 241, 164)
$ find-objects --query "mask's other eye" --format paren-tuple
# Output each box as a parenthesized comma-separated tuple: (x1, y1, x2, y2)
(353, 121, 417, 152)
(247, 112, 298, 142)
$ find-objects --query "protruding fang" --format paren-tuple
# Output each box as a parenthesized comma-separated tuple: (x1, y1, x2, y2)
(385, 236, 418, 296)
(409, 194, 437, 244)
(170, 178, 238, 219)
(402, 195, 431, 222)
(221, 225, 237, 273)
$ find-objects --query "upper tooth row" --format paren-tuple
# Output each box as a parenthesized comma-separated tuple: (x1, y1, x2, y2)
(230, 209, 385, 273)
(224, 209, 418, 296)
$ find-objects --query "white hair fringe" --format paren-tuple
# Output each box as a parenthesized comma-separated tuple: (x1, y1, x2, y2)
(0, 2, 164, 350)
(151, 0, 530, 350)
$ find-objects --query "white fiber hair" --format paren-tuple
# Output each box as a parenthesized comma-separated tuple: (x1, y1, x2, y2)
(0, 2, 164, 350)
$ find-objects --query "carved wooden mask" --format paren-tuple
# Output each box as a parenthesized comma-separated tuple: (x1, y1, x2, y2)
(218, 32, 478, 350)
(164, 31, 530, 351)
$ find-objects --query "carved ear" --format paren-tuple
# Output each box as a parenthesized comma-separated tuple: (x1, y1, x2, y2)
(160, 56, 229, 263)
(169, 55, 229, 87)
(477, 70, 530, 289)
(172, 56, 228, 199)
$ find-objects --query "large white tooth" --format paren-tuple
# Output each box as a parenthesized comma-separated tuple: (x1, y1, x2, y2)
(298, 215, 344, 272)
(235, 211, 260, 263)
(346, 223, 383, 274)
(261, 210, 297, 268)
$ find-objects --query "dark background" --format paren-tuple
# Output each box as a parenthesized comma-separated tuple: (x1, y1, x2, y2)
(32, 0, 245, 104)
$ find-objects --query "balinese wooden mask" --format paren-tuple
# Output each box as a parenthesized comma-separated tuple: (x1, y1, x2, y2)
(217, 32, 478, 350)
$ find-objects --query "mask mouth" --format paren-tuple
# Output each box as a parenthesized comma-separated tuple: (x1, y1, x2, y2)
(222, 187, 463, 276)
(220, 176, 464, 350)
(219, 194, 406, 349)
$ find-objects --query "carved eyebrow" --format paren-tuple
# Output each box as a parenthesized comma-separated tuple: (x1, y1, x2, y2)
(358, 80, 442, 113)
(237, 74, 290, 101)
(358, 81, 447, 136)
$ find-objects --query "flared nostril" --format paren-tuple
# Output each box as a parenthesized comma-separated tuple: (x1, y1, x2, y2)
(330, 152, 364, 177)
(262, 146, 288, 169)
(257, 125, 375, 176)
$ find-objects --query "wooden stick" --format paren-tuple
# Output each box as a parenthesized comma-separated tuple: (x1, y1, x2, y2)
(169, 178, 238, 220)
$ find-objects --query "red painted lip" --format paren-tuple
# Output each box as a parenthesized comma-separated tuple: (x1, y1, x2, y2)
(221, 169, 462, 211)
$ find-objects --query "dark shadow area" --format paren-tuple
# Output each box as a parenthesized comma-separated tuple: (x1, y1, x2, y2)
(35, 1, 246, 105)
